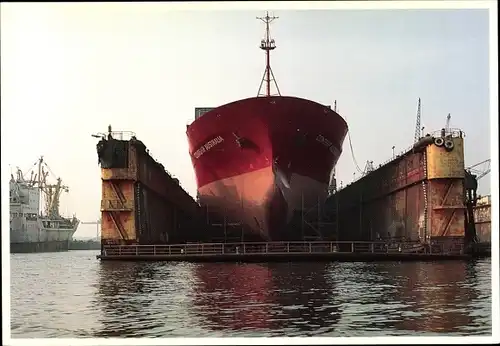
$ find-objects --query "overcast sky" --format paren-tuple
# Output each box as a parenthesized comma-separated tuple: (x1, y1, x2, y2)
(1, 3, 493, 238)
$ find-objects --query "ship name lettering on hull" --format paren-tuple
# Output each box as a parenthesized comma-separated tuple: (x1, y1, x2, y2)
(193, 136, 224, 159)
(316, 134, 338, 155)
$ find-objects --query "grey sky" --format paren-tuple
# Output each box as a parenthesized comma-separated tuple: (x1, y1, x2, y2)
(1, 4, 492, 238)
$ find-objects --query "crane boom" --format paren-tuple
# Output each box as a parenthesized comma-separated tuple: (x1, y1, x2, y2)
(80, 219, 101, 239)
(414, 98, 421, 143)
(465, 159, 491, 181)
(463, 158, 490, 247)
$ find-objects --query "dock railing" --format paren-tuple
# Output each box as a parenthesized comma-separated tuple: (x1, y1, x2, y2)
(100, 240, 464, 257)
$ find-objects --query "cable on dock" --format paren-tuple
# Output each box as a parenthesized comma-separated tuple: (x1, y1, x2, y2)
(347, 129, 364, 174)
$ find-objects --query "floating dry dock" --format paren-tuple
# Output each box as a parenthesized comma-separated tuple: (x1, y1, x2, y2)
(97, 239, 476, 262)
(94, 125, 490, 262)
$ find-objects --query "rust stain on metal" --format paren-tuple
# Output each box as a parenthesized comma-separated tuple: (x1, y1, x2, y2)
(428, 180, 465, 237)
(426, 137, 465, 179)
(426, 137, 465, 238)
(97, 132, 202, 245)
(101, 171, 137, 243)
(334, 151, 427, 242)
(474, 196, 491, 242)
(332, 133, 467, 243)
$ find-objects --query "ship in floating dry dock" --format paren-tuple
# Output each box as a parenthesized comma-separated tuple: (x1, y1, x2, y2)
(186, 12, 347, 243)
(94, 123, 487, 261)
(94, 11, 489, 261)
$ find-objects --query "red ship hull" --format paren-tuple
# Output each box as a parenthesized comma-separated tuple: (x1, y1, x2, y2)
(186, 96, 348, 240)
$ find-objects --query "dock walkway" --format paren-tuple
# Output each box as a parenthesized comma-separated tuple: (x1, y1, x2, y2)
(97, 240, 478, 262)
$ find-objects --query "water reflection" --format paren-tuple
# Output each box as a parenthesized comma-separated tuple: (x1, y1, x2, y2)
(12, 251, 490, 338)
(191, 262, 341, 336)
(93, 262, 168, 337)
(328, 261, 489, 335)
(392, 261, 480, 333)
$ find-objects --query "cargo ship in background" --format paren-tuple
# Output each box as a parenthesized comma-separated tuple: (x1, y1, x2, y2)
(10, 157, 80, 253)
(186, 13, 348, 241)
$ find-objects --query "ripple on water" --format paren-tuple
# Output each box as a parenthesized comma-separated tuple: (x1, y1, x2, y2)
(9, 252, 492, 337)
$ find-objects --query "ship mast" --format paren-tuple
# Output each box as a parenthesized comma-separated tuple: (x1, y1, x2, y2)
(12, 156, 70, 218)
(34, 156, 68, 218)
(257, 11, 281, 97)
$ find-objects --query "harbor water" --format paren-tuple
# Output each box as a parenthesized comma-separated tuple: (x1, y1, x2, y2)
(10, 250, 491, 337)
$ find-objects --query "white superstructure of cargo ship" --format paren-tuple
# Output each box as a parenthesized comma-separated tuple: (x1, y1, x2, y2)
(10, 156, 80, 253)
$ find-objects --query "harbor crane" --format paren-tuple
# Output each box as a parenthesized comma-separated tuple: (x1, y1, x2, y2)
(81, 219, 101, 240)
(414, 97, 422, 143)
(463, 158, 491, 246)
(362, 160, 374, 176)
(17, 156, 72, 219)
(465, 159, 491, 181)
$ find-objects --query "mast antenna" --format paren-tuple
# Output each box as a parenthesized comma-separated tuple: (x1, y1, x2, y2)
(257, 11, 281, 97)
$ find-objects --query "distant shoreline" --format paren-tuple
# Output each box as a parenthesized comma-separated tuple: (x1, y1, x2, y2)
(70, 239, 100, 250)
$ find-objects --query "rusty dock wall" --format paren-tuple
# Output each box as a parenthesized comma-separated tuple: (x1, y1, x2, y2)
(474, 195, 491, 243)
(326, 129, 466, 243)
(97, 132, 203, 245)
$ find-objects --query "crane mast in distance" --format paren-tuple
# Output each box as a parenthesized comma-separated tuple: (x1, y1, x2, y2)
(80, 219, 101, 240)
(414, 98, 421, 143)
(445, 113, 451, 133)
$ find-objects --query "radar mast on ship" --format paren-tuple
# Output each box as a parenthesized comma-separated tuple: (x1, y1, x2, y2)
(257, 11, 281, 97)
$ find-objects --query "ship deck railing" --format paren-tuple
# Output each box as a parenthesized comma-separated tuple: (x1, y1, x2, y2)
(100, 239, 465, 257)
